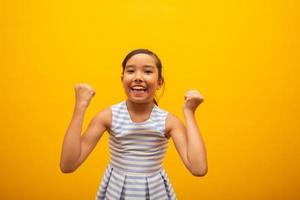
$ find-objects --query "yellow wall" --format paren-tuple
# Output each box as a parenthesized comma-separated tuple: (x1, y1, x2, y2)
(1, 0, 299, 199)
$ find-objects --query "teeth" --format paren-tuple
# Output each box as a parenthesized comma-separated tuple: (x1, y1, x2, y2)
(132, 86, 146, 90)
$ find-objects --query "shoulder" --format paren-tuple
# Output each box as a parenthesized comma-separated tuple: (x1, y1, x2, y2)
(111, 101, 125, 108)
(93, 106, 112, 130)
(99, 101, 126, 128)
(154, 105, 168, 116)
(165, 112, 185, 138)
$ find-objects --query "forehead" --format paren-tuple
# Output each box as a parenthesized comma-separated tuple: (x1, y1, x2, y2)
(125, 53, 157, 67)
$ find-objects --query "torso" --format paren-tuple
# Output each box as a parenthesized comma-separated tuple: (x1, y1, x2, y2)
(105, 100, 174, 139)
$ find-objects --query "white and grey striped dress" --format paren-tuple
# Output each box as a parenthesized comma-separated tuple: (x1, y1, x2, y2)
(95, 101, 177, 200)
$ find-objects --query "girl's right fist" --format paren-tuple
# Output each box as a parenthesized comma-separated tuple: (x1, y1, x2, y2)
(74, 83, 96, 108)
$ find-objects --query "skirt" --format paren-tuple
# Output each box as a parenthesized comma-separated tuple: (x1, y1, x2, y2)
(95, 164, 177, 200)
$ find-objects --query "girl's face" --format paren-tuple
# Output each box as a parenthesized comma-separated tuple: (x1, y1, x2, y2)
(122, 53, 162, 104)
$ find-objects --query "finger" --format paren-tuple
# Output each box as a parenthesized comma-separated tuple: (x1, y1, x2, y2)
(189, 90, 199, 94)
(90, 90, 96, 96)
(187, 90, 198, 96)
(184, 94, 192, 101)
(184, 94, 190, 100)
(190, 91, 201, 98)
(184, 97, 190, 101)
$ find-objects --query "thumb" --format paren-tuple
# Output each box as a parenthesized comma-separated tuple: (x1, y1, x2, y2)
(90, 90, 96, 96)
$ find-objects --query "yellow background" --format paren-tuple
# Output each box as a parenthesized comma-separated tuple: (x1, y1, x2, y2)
(1, 0, 299, 199)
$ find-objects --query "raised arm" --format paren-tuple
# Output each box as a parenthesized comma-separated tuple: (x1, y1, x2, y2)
(60, 84, 111, 173)
(166, 89, 208, 177)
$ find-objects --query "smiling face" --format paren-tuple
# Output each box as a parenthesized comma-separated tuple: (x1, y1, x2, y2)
(122, 53, 163, 104)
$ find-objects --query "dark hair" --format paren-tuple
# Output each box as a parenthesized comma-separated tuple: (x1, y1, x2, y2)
(122, 49, 164, 105)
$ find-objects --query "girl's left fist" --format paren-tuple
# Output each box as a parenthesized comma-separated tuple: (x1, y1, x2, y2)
(183, 89, 204, 112)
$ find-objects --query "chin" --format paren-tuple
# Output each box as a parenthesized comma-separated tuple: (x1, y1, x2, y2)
(127, 97, 153, 104)
(126, 91, 154, 104)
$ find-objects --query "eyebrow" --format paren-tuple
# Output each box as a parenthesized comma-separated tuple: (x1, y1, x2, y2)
(125, 65, 155, 69)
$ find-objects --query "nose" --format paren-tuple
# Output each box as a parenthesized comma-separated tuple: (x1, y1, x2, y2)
(134, 71, 143, 82)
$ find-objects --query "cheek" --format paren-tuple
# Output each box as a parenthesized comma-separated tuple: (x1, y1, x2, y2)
(121, 80, 129, 91)
(121, 75, 131, 85)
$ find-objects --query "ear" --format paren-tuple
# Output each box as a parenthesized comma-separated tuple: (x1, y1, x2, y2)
(121, 75, 123, 82)
(157, 78, 164, 90)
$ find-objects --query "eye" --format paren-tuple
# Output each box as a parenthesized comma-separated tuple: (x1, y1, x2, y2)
(126, 69, 134, 73)
(145, 70, 153, 74)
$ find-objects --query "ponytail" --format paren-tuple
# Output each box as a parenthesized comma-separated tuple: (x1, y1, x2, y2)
(153, 98, 158, 106)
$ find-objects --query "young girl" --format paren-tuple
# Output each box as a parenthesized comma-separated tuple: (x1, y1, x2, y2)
(60, 49, 208, 200)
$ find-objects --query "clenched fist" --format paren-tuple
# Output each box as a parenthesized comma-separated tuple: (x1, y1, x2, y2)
(74, 83, 96, 109)
(183, 89, 204, 112)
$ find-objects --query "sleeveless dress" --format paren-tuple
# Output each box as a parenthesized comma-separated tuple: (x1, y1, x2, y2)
(95, 101, 177, 200)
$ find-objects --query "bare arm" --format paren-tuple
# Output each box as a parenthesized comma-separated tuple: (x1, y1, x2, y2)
(59, 84, 111, 173)
(167, 89, 208, 177)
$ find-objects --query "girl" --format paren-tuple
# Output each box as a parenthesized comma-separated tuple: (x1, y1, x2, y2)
(60, 49, 208, 200)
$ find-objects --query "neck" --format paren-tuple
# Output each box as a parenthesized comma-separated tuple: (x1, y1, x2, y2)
(125, 99, 155, 113)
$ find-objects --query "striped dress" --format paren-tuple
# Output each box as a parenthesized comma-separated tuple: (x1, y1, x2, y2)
(95, 101, 177, 200)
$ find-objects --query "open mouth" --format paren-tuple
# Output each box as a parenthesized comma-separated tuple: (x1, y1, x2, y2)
(130, 86, 148, 95)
